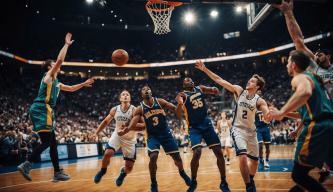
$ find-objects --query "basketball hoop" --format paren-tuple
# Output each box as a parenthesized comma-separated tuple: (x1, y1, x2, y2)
(146, 0, 183, 35)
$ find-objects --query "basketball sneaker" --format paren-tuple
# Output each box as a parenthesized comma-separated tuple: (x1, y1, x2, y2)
(94, 169, 106, 184)
(264, 160, 270, 168)
(220, 181, 230, 192)
(116, 167, 127, 186)
(53, 169, 70, 182)
(17, 160, 32, 181)
(226, 158, 230, 165)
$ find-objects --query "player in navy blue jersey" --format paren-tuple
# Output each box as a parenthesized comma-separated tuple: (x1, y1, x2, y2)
(118, 85, 190, 192)
(175, 77, 230, 192)
(255, 110, 271, 168)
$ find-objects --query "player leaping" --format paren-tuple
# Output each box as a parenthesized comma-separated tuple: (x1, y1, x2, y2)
(17, 33, 94, 182)
(195, 60, 270, 192)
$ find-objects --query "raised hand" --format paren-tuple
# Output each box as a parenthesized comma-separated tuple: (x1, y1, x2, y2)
(175, 92, 185, 105)
(267, 108, 284, 121)
(273, 0, 293, 13)
(195, 60, 206, 72)
(65, 33, 74, 46)
(83, 78, 94, 87)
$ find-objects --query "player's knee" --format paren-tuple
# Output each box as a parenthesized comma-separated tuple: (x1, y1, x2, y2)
(238, 154, 248, 164)
(259, 143, 263, 150)
(104, 149, 114, 158)
(192, 148, 202, 159)
(172, 153, 182, 163)
(265, 144, 270, 151)
(149, 152, 159, 162)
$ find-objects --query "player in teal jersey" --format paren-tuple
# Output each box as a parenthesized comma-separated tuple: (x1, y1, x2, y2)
(268, 50, 333, 192)
(17, 33, 94, 182)
(275, 0, 333, 185)
(118, 85, 191, 192)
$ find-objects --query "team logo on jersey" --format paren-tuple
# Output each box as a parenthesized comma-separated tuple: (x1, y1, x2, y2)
(189, 92, 201, 102)
(116, 116, 130, 122)
(239, 102, 255, 111)
(144, 109, 165, 119)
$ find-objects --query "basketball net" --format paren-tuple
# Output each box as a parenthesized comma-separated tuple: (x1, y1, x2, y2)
(146, 0, 182, 35)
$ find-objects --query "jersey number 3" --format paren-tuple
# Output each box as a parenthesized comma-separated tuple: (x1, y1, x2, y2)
(152, 117, 159, 126)
(192, 98, 203, 109)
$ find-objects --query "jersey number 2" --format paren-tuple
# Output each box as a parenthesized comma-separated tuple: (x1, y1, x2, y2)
(242, 110, 248, 119)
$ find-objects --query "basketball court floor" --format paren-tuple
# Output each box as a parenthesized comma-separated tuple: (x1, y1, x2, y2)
(1, 145, 332, 191)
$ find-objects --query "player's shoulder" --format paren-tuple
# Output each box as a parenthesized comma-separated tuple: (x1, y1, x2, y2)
(109, 106, 118, 114)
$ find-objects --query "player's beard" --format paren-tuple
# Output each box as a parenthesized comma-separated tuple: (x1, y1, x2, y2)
(183, 83, 194, 91)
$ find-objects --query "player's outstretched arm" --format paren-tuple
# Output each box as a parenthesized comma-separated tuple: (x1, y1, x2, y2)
(257, 98, 272, 123)
(274, 0, 315, 60)
(175, 93, 185, 119)
(157, 98, 181, 117)
(59, 78, 94, 92)
(96, 107, 116, 135)
(195, 60, 243, 96)
(44, 33, 74, 83)
(199, 85, 219, 95)
(268, 75, 313, 120)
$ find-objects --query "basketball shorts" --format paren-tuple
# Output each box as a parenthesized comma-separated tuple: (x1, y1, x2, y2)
(294, 120, 333, 168)
(106, 131, 137, 161)
(256, 126, 271, 144)
(189, 117, 221, 149)
(231, 127, 259, 160)
(29, 102, 55, 133)
(220, 135, 232, 148)
(147, 133, 179, 155)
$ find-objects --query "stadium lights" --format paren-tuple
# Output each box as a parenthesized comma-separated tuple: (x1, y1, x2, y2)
(183, 11, 196, 25)
(210, 10, 219, 18)
(235, 6, 243, 13)
(86, 0, 94, 4)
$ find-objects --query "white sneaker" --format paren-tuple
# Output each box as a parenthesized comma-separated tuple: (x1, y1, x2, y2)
(264, 160, 270, 168)
(226, 159, 230, 165)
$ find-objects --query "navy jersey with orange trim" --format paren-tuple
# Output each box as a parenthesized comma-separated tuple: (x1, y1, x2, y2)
(183, 86, 208, 126)
(255, 111, 269, 128)
(141, 97, 170, 137)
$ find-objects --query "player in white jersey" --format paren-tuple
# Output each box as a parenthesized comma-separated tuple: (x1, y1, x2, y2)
(94, 90, 145, 186)
(196, 60, 270, 192)
(275, 0, 332, 183)
(217, 112, 232, 165)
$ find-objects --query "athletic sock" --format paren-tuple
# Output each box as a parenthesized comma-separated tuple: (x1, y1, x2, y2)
(101, 168, 107, 174)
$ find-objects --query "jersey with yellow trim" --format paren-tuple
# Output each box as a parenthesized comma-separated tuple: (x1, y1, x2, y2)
(29, 74, 61, 132)
(297, 72, 333, 124)
(33, 73, 61, 108)
(141, 97, 170, 136)
(183, 86, 208, 126)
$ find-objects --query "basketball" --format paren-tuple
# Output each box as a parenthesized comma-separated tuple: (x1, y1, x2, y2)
(112, 49, 129, 66)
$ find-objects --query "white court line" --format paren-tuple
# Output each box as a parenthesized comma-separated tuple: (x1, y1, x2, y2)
(0, 170, 293, 190)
